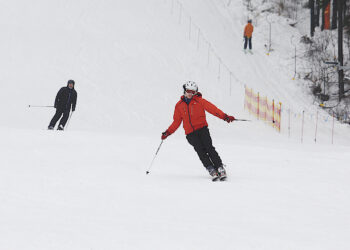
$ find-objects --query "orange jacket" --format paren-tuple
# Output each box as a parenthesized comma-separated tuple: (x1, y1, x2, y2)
(244, 23, 254, 38)
(167, 93, 226, 135)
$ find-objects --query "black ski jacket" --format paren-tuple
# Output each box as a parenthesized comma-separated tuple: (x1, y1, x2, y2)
(54, 84, 77, 111)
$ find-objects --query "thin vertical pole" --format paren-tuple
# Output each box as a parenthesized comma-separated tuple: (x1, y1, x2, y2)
(244, 85, 246, 110)
(332, 111, 335, 144)
(189, 16, 191, 40)
(314, 110, 319, 143)
(294, 46, 297, 79)
(197, 28, 200, 50)
(269, 22, 272, 53)
(338, 0, 344, 100)
(291, 35, 296, 79)
(301, 110, 305, 143)
(272, 99, 275, 126)
(229, 72, 232, 96)
(265, 96, 267, 121)
(65, 112, 73, 130)
(207, 43, 211, 66)
(288, 109, 291, 138)
(178, 3, 182, 24)
(218, 59, 221, 82)
(249, 88, 252, 113)
(257, 92, 260, 120)
(279, 102, 282, 132)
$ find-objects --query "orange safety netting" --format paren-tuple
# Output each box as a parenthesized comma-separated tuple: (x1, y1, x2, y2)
(244, 86, 282, 132)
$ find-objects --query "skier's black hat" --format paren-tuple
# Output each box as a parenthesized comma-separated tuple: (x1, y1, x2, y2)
(67, 79, 75, 85)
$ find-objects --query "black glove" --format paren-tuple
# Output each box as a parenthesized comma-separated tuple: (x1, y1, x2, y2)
(224, 114, 235, 123)
(161, 130, 171, 140)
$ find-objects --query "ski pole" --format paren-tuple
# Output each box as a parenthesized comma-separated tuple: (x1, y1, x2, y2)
(235, 119, 251, 121)
(146, 140, 164, 175)
(65, 112, 74, 130)
(28, 105, 54, 108)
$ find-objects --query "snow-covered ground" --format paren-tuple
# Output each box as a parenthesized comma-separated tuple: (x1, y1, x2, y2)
(0, 0, 350, 249)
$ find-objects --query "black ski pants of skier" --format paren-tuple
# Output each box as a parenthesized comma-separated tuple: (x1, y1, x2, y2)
(244, 36, 252, 50)
(186, 126, 223, 169)
(49, 109, 70, 128)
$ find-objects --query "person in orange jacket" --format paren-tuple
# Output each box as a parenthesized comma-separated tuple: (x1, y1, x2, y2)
(161, 81, 235, 181)
(243, 19, 254, 51)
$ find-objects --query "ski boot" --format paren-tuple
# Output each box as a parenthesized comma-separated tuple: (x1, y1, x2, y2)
(207, 166, 220, 182)
(57, 124, 64, 131)
(48, 126, 54, 130)
(217, 165, 227, 181)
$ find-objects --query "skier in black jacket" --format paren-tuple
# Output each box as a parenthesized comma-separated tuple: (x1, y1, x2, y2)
(48, 80, 77, 130)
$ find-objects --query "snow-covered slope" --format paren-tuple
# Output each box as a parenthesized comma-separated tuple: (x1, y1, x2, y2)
(0, 0, 349, 249)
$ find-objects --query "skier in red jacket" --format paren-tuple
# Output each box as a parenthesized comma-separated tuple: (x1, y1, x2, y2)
(161, 81, 235, 181)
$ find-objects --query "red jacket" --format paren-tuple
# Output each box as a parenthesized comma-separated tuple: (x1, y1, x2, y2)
(167, 93, 226, 135)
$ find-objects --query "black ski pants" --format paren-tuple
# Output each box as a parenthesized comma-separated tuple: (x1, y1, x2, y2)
(244, 36, 252, 50)
(49, 109, 70, 128)
(186, 126, 223, 169)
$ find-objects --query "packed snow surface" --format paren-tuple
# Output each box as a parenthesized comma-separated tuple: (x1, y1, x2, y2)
(0, 0, 349, 249)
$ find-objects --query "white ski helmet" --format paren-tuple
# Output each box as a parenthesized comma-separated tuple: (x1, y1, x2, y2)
(183, 81, 198, 93)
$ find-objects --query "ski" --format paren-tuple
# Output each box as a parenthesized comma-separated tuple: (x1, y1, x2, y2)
(212, 176, 220, 182)
(219, 176, 227, 181)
